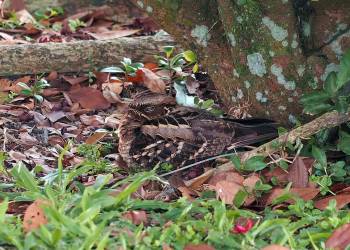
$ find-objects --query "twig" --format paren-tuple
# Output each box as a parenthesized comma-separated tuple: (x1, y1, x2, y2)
(241, 111, 350, 161)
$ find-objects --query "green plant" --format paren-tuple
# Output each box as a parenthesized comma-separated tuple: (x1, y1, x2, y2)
(68, 19, 86, 32)
(34, 7, 64, 21)
(300, 49, 350, 115)
(100, 57, 144, 79)
(17, 78, 50, 103)
(0, 12, 22, 29)
(4, 91, 18, 103)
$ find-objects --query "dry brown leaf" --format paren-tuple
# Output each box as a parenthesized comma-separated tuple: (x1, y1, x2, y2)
(185, 168, 215, 190)
(88, 29, 140, 40)
(62, 76, 88, 85)
(208, 170, 244, 186)
(261, 245, 290, 250)
(23, 200, 49, 233)
(262, 167, 288, 184)
(19, 132, 38, 146)
(122, 210, 148, 225)
(68, 87, 110, 110)
(177, 186, 199, 200)
(288, 157, 309, 188)
(243, 174, 260, 193)
(85, 131, 108, 144)
(184, 244, 215, 250)
(264, 187, 319, 205)
(137, 68, 166, 93)
(8, 150, 27, 162)
(215, 180, 242, 204)
(326, 223, 350, 250)
(0, 31, 13, 40)
(80, 114, 105, 126)
(314, 194, 350, 210)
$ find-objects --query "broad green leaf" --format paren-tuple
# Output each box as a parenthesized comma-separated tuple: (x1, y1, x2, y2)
(244, 156, 267, 171)
(336, 49, 350, 89)
(338, 131, 350, 155)
(303, 103, 333, 115)
(335, 96, 349, 113)
(183, 50, 197, 63)
(231, 155, 242, 170)
(312, 145, 327, 167)
(299, 91, 330, 105)
(324, 71, 338, 96)
(192, 63, 199, 73)
(21, 89, 32, 96)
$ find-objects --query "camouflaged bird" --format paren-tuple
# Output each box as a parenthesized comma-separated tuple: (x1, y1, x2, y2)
(118, 91, 277, 169)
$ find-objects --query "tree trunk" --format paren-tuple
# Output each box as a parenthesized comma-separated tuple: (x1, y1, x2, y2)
(129, 0, 350, 124)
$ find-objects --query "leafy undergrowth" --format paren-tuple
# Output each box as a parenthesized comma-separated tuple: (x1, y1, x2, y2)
(1, 13, 350, 247)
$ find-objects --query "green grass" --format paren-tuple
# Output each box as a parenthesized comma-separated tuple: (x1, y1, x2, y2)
(0, 148, 350, 250)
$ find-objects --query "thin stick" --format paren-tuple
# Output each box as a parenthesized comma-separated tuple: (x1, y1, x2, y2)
(241, 110, 350, 161)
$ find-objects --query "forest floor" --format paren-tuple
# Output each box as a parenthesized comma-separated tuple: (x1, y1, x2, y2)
(0, 2, 350, 250)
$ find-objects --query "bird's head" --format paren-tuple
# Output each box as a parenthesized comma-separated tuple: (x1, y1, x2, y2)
(128, 91, 177, 120)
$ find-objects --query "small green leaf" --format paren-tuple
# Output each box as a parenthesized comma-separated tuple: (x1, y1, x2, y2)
(34, 94, 44, 103)
(312, 145, 327, 167)
(324, 71, 338, 96)
(230, 155, 242, 170)
(201, 99, 214, 109)
(303, 103, 333, 115)
(233, 190, 247, 207)
(183, 50, 197, 63)
(244, 156, 267, 171)
(300, 91, 330, 105)
(192, 63, 199, 73)
(255, 181, 272, 191)
(17, 82, 31, 90)
(21, 89, 32, 96)
(163, 46, 174, 58)
(100, 66, 125, 73)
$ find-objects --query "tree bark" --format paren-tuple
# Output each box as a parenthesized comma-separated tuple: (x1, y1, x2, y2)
(0, 34, 174, 75)
(129, 0, 350, 124)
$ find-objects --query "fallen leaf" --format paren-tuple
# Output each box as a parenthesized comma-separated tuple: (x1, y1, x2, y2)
(68, 87, 110, 110)
(177, 186, 199, 200)
(136, 68, 166, 93)
(62, 76, 88, 85)
(0, 31, 13, 40)
(326, 223, 350, 250)
(314, 194, 350, 210)
(16, 9, 35, 24)
(243, 174, 260, 193)
(122, 210, 148, 225)
(262, 167, 288, 184)
(184, 244, 215, 250)
(264, 187, 319, 205)
(215, 180, 242, 204)
(288, 157, 309, 188)
(261, 245, 290, 250)
(23, 200, 49, 233)
(85, 131, 108, 144)
(88, 29, 140, 40)
(185, 168, 215, 190)
(19, 132, 39, 146)
(80, 114, 105, 126)
(208, 170, 244, 186)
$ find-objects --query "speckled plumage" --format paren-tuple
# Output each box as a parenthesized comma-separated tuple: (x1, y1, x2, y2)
(118, 92, 277, 169)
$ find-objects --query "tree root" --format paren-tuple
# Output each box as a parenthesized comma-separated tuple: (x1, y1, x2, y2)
(241, 111, 350, 161)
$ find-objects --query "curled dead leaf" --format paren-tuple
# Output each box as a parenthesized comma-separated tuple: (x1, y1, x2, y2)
(136, 68, 166, 93)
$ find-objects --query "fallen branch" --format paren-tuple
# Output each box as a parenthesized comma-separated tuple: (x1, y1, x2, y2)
(241, 111, 350, 161)
(0, 34, 174, 76)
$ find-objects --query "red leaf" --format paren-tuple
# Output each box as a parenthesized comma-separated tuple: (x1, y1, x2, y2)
(326, 223, 350, 250)
(314, 194, 350, 210)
